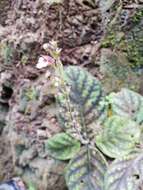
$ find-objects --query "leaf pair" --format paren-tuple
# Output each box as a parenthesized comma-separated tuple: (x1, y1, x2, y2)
(66, 150, 143, 190)
(45, 132, 108, 190)
(95, 88, 143, 159)
(96, 89, 143, 189)
(67, 150, 143, 190)
(46, 131, 143, 190)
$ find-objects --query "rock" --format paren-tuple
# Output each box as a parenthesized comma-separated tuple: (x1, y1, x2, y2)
(99, 0, 115, 13)
(0, 136, 14, 181)
(4, 70, 67, 190)
(100, 48, 140, 93)
(126, 20, 143, 72)
(11, 132, 67, 190)
(19, 147, 38, 167)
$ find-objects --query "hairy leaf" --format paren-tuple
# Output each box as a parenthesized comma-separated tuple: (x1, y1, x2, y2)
(96, 116, 140, 158)
(65, 147, 107, 190)
(104, 152, 143, 190)
(110, 88, 143, 125)
(45, 133, 80, 160)
(57, 66, 107, 142)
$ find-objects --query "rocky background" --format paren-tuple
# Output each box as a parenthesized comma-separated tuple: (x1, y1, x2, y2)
(0, 0, 143, 189)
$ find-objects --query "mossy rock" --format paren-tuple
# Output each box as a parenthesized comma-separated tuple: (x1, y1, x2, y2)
(126, 20, 143, 71)
(100, 48, 140, 93)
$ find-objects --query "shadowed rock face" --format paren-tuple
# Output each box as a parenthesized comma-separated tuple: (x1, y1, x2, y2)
(0, 71, 14, 181)
(0, 71, 13, 134)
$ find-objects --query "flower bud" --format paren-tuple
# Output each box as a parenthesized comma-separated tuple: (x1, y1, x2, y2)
(43, 43, 49, 51)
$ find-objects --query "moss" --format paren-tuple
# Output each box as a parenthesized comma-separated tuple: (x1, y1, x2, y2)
(132, 10, 143, 24)
(101, 31, 125, 49)
(100, 48, 140, 93)
(101, 32, 116, 48)
(25, 87, 39, 101)
(127, 43, 143, 70)
(126, 21, 143, 71)
(101, 15, 143, 72)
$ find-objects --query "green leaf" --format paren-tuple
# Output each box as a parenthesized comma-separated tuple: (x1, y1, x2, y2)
(57, 66, 107, 142)
(104, 152, 143, 190)
(110, 88, 143, 125)
(45, 133, 80, 160)
(65, 147, 107, 190)
(96, 116, 140, 158)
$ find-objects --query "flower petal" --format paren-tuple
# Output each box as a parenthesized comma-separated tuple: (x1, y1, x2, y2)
(36, 56, 55, 69)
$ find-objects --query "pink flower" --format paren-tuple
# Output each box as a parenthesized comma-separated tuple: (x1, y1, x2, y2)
(36, 55, 55, 69)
